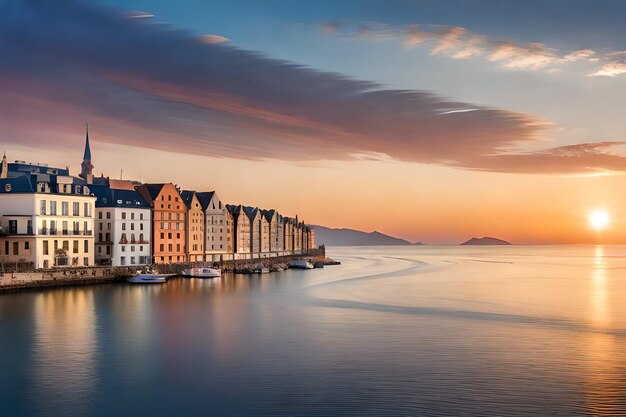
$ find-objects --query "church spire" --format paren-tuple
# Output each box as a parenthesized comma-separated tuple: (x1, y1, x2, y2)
(80, 123, 94, 183)
(83, 123, 92, 161)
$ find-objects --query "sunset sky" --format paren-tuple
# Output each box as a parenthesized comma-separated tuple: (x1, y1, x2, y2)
(2, 0, 626, 244)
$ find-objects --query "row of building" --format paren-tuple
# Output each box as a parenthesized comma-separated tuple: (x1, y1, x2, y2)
(0, 128, 315, 268)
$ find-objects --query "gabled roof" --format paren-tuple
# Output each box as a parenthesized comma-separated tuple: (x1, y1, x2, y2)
(180, 190, 196, 209)
(195, 191, 216, 210)
(242, 206, 259, 222)
(226, 204, 242, 220)
(261, 209, 277, 222)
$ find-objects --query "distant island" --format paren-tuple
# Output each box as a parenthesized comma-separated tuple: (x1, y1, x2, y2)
(461, 237, 511, 245)
(312, 225, 423, 246)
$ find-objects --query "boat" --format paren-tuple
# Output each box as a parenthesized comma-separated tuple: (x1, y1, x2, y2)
(260, 267, 270, 274)
(127, 273, 174, 284)
(181, 267, 221, 278)
(288, 259, 314, 269)
(313, 261, 325, 269)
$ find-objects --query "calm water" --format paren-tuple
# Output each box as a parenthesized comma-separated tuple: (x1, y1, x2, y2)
(2, 245, 626, 416)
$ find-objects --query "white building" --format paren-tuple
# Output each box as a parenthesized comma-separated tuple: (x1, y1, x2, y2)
(92, 181, 151, 266)
(0, 158, 95, 269)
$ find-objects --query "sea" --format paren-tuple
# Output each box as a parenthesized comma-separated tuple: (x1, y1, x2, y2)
(1, 245, 626, 416)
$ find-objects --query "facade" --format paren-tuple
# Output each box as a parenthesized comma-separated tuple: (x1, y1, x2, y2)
(282, 217, 294, 253)
(136, 183, 186, 264)
(243, 206, 261, 256)
(197, 191, 232, 262)
(0, 156, 95, 269)
(92, 181, 151, 266)
(227, 204, 251, 259)
(261, 209, 280, 255)
(181, 191, 204, 262)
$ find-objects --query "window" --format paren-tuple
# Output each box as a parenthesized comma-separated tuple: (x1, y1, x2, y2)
(105, 233, 110, 242)
(122, 223, 126, 231)
(12, 242, 19, 255)
(140, 213, 144, 220)
(40, 200, 47, 215)
(122, 212, 126, 220)
(73, 202, 80, 216)
(140, 223, 144, 231)
(25, 241, 30, 250)
(160, 232, 164, 239)
(50, 201, 57, 215)
(159, 244, 164, 252)
(120, 256, 126, 266)
(61, 202, 68, 216)
(84, 240, 89, 253)
(98, 212, 103, 219)
(106, 212, 111, 219)
(8, 220, 17, 234)
(168, 232, 172, 239)
(73, 241, 79, 254)
(54, 240, 58, 251)
(3, 241, 7, 255)
(131, 223, 134, 231)
(62, 221, 68, 235)
(131, 213, 135, 220)
(84, 202, 90, 217)
(83, 257, 89, 266)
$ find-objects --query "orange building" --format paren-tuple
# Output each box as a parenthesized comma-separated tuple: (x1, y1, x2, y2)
(136, 183, 186, 264)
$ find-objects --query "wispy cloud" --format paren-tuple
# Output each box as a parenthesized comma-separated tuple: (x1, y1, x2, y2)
(321, 21, 626, 76)
(1, 0, 625, 175)
(589, 51, 626, 76)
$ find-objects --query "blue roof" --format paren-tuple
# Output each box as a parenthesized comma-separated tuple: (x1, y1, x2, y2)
(0, 175, 35, 194)
(91, 185, 149, 208)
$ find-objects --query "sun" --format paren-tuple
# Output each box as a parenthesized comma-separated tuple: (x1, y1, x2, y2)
(589, 210, 610, 231)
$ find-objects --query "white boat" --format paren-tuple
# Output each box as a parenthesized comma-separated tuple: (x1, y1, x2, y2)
(127, 273, 173, 284)
(181, 267, 221, 278)
(288, 259, 314, 269)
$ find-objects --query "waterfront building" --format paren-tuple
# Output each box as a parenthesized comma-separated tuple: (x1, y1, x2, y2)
(243, 206, 261, 256)
(282, 217, 294, 253)
(261, 209, 281, 255)
(0, 154, 95, 268)
(181, 191, 204, 262)
(308, 228, 316, 250)
(136, 183, 186, 264)
(259, 210, 271, 257)
(91, 181, 151, 266)
(227, 204, 251, 259)
(196, 191, 232, 262)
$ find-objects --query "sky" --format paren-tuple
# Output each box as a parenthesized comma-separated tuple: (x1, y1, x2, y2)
(2, 0, 626, 244)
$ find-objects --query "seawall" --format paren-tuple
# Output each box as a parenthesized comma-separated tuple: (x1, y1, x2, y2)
(0, 248, 332, 294)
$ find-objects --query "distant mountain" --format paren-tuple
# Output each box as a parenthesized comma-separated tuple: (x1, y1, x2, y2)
(311, 225, 422, 246)
(461, 237, 511, 245)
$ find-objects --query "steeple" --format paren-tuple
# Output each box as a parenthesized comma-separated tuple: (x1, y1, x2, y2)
(83, 123, 92, 161)
(80, 123, 94, 184)
(1, 150, 7, 179)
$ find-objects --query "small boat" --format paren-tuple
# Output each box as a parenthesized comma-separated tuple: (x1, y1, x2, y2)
(288, 259, 314, 269)
(313, 261, 325, 269)
(260, 267, 270, 274)
(127, 273, 173, 284)
(181, 267, 221, 278)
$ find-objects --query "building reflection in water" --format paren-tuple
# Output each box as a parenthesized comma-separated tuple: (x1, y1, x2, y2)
(31, 289, 97, 416)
